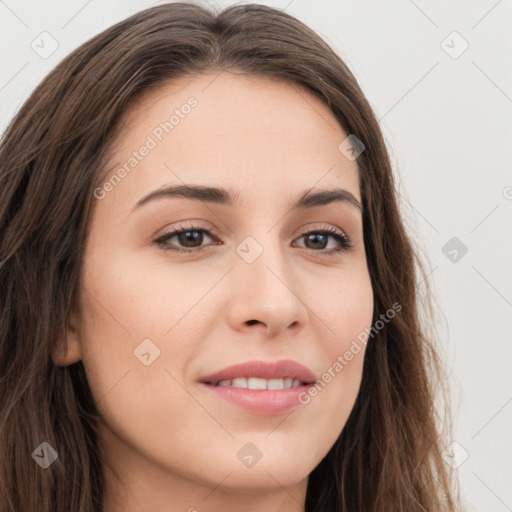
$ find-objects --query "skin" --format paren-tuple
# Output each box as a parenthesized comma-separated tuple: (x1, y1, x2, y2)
(53, 72, 374, 512)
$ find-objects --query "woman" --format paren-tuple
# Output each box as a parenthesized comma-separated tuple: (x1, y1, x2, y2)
(0, 3, 459, 511)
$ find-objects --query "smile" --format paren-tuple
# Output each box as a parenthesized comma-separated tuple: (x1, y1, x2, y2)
(209, 377, 305, 389)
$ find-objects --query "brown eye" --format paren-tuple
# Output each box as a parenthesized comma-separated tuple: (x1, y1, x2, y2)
(154, 224, 352, 256)
(303, 232, 329, 250)
(294, 227, 352, 255)
(155, 225, 216, 253)
(174, 229, 204, 248)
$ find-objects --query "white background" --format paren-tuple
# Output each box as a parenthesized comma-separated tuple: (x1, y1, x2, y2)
(1, 1, 511, 510)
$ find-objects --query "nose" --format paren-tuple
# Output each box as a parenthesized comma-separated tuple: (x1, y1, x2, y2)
(225, 236, 309, 339)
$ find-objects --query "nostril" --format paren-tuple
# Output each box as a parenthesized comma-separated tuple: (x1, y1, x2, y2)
(246, 319, 259, 326)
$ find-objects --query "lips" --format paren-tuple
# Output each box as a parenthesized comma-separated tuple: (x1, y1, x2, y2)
(197, 359, 317, 415)
(198, 359, 318, 414)
(199, 359, 318, 386)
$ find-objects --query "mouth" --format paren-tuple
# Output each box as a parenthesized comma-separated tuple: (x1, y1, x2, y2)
(198, 358, 317, 388)
(197, 359, 317, 414)
(203, 377, 311, 389)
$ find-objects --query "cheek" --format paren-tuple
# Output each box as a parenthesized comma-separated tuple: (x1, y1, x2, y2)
(83, 243, 217, 338)
(76, 256, 160, 408)
(305, 265, 373, 414)
(323, 262, 374, 347)
(77, 246, 212, 416)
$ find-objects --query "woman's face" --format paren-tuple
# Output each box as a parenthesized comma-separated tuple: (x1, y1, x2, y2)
(59, 72, 373, 508)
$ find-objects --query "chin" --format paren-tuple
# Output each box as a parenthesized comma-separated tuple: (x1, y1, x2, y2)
(216, 463, 310, 492)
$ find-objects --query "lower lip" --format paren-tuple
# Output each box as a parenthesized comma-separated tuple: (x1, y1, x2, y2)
(199, 383, 313, 414)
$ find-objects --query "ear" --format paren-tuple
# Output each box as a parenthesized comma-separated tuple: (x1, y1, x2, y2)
(51, 310, 82, 366)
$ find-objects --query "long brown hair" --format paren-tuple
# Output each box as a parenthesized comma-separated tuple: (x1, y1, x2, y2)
(0, 2, 458, 510)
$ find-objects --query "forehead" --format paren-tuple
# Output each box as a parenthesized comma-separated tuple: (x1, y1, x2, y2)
(100, 72, 361, 210)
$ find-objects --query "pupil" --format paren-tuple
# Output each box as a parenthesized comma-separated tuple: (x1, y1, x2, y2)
(307, 233, 326, 249)
(180, 230, 202, 247)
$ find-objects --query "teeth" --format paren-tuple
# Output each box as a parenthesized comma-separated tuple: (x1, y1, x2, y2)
(267, 378, 284, 390)
(248, 377, 267, 390)
(232, 377, 247, 388)
(214, 377, 304, 389)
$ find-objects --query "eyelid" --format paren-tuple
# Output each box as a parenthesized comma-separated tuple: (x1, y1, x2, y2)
(154, 221, 218, 245)
(293, 222, 347, 238)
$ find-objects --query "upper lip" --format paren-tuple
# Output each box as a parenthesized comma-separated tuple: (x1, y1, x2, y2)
(199, 359, 318, 385)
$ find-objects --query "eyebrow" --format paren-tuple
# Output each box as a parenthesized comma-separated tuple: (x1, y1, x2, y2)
(132, 184, 363, 213)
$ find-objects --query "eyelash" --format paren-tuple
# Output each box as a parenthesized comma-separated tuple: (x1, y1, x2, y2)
(154, 223, 352, 256)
